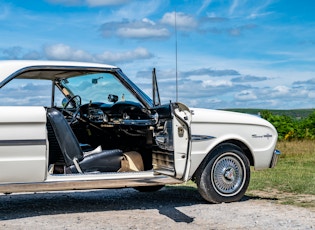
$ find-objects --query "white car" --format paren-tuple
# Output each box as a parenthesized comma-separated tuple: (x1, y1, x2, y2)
(0, 60, 279, 203)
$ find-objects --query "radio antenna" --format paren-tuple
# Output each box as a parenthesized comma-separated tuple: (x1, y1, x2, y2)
(175, 10, 178, 102)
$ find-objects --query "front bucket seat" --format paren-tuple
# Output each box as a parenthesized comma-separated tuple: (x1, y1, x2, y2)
(47, 108, 123, 173)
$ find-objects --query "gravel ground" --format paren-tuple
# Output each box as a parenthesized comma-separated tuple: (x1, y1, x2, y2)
(0, 186, 314, 230)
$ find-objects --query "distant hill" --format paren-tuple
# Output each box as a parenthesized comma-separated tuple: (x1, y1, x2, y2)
(223, 108, 315, 119)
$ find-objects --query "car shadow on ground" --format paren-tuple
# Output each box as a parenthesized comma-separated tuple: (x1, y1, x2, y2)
(0, 185, 275, 223)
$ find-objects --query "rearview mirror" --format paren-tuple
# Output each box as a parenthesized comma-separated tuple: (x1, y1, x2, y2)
(108, 94, 118, 103)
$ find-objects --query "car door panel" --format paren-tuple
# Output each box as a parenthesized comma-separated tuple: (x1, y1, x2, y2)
(172, 103, 192, 180)
(0, 106, 47, 183)
(153, 103, 192, 180)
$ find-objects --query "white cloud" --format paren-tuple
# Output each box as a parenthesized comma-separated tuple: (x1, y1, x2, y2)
(142, 18, 156, 26)
(246, 1, 275, 19)
(308, 91, 315, 98)
(247, 11, 273, 19)
(114, 0, 162, 20)
(86, 0, 129, 6)
(235, 90, 257, 100)
(44, 43, 93, 62)
(206, 98, 222, 104)
(160, 12, 198, 30)
(202, 79, 233, 87)
(44, 44, 152, 64)
(272, 85, 290, 96)
(46, 0, 83, 6)
(116, 27, 169, 38)
(47, 0, 129, 6)
(96, 47, 153, 63)
(100, 19, 170, 39)
(197, 0, 212, 15)
(187, 75, 210, 81)
(229, 0, 239, 16)
(226, 0, 274, 19)
(187, 99, 199, 107)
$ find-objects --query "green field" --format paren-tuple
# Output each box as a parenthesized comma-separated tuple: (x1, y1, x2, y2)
(247, 140, 315, 209)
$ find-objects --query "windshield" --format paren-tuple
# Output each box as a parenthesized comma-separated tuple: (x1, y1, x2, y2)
(0, 67, 154, 108)
(60, 72, 142, 106)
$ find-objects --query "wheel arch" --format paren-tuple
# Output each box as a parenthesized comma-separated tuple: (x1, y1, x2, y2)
(221, 139, 254, 166)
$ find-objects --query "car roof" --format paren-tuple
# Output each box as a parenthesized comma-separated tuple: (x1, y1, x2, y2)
(0, 60, 118, 83)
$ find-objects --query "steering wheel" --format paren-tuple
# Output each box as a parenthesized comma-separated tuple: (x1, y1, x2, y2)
(62, 95, 82, 124)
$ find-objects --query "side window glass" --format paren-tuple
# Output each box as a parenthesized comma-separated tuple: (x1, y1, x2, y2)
(0, 79, 52, 106)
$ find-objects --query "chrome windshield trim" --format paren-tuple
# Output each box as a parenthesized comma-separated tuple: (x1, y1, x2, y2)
(191, 135, 215, 142)
(0, 65, 118, 88)
(116, 69, 153, 108)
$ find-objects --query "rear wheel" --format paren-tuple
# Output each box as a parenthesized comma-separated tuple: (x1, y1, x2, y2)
(195, 143, 250, 203)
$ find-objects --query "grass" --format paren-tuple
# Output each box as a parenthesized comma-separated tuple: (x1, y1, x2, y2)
(247, 140, 315, 209)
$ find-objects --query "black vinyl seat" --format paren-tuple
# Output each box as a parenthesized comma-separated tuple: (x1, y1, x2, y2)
(47, 108, 123, 173)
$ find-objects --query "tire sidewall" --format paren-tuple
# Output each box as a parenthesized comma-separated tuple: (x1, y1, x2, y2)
(197, 143, 250, 203)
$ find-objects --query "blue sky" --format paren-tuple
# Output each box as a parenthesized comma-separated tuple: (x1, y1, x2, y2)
(1, 0, 315, 109)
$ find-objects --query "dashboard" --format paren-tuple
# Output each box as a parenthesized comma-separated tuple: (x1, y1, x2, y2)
(79, 101, 156, 127)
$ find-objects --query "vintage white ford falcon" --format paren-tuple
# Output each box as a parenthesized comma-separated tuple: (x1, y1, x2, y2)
(0, 60, 279, 203)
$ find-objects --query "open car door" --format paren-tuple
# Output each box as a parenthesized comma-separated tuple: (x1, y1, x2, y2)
(152, 102, 192, 181)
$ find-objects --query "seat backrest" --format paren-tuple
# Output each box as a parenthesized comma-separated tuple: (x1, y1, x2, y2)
(46, 117, 65, 165)
(47, 108, 83, 166)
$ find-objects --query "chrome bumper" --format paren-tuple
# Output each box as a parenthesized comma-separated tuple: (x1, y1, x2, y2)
(270, 149, 281, 168)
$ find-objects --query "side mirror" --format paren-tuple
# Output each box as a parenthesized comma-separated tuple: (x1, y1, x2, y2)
(152, 68, 161, 106)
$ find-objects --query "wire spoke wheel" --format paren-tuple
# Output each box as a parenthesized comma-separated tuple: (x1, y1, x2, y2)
(211, 153, 245, 196)
(195, 143, 250, 203)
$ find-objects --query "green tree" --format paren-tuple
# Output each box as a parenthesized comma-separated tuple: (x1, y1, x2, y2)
(298, 111, 315, 139)
(261, 110, 297, 140)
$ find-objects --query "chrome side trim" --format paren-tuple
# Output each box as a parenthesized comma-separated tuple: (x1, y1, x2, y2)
(191, 135, 215, 142)
(0, 139, 46, 146)
(0, 175, 182, 194)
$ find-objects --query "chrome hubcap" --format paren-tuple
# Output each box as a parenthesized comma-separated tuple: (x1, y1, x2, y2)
(224, 167, 235, 181)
